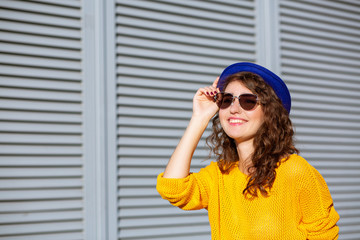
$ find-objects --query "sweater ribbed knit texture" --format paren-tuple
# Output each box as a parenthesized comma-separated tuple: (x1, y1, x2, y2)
(157, 154, 339, 239)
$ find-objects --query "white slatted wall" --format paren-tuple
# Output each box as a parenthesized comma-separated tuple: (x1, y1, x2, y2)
(279, 0, 360, 239)
(0, 1, 84, 239)
(115, 0, 256, 239)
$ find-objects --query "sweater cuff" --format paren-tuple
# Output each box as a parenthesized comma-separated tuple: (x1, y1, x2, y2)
(156, 172, 191, 197)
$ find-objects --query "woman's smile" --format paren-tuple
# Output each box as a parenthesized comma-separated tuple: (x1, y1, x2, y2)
(228, 117, 247, 125)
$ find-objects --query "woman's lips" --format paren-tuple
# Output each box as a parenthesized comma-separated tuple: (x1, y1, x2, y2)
(228, 118, 247, 125)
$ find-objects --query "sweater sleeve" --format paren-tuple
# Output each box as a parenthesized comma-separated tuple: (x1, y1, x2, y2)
(298, 161, 340, 240)
(156, 161, 217, 210)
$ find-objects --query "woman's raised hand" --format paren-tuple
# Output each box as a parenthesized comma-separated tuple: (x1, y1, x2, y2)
(192, 77, 220, 120)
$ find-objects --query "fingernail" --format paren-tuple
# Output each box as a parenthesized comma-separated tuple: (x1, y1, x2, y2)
(206, 92, 209, 95)
(210, 92, 213, 95)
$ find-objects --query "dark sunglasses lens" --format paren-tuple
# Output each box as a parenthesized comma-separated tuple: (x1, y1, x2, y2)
(216, 93, 233, 109)
(240, 94, 257, 110)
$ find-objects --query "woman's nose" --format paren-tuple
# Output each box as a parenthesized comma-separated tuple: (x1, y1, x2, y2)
(229, 98, 242, 113)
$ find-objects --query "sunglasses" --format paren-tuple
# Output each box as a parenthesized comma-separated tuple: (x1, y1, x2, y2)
(214, 92, 260, 111)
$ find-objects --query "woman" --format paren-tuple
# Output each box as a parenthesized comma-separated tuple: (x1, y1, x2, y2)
(157, 62, 339, 239)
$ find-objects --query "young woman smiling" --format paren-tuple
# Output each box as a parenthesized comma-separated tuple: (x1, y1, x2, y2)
(157, 62, 339, 239)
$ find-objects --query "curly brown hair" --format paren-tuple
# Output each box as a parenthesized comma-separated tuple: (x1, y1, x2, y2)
(206, 72, 298, 197)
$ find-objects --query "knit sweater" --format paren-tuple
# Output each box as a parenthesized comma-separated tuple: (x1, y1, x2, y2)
(157, 154, 339, 240)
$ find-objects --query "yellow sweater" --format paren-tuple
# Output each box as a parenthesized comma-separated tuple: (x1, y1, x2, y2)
(157, 154, 339, 239)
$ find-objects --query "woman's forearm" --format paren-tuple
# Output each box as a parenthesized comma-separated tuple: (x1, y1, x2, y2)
(163, 115, 210, 178)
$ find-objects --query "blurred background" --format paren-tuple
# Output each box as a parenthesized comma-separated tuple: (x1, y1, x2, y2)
(0, 0, 359, 239)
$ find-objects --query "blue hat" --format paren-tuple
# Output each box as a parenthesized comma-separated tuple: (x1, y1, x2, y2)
(217, 62, 291, 113)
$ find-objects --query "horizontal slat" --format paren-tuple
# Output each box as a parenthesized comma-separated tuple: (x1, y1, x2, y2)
(289, 84, 360, 99)
(0, 65, 81, 81)
(338, 232, 360, 240)
(117, 46, 246, 67)
(119, 147, 208, 158)
(282, 49, 360, 67)
(0, 77, 81, 91)
(292, 117, 359, 129)
(117, 66, 216, 84)
(0, 87, 81, 102)
(0, 32, 81, 49)
(310, 161, 360, 170)
(337, 209, 360, 218)
(118, 0, 254, 20)
(117, 95, 192, 110)
(117, 25, 255, 52)
(0, 110, 81, 123)
(117, 57, 230, 76)
(118, 106, 191, 119)
(117, 36, 255, 60)
(0, 145, 82, 155)
(291, 109, 360, 121)
(117, 76, 211, 92)
(332, 193, 360, 202)
(0, 42, 80, 60)
(0, 122, 81, 133)
(0, 200, 82, 213)
(119, 127, 211, 140)
(0, 156, 82, 167)
(295, 143, 360, 153)
(295, 126, 360, 138)
(285, 75, 360, 91)
(119, 126, 186, 137)
(335, 201, 360, 210)
(0, 99, 82, 113)
(281, 32, 360, 52)
(0, 189, 83, 201)
(301, 152, 360, 162)
(281, 15, 360, 38)
(282, 59, 360, 76)
(116, 6, 255, 34)
(0, 178, 82, 189)
(280, 5, 360, 28)
(296, 135, 360, 145)
(119, 116, 190, 129)
(291, 102, 360, 115)
(0, 221, 82, 236)
(0, 133, 82, 145)
(118, 86, 194, 102)
(0, 54, 81, 70)
(0, 9, 80, 28)
(0, 210, 82, 224)
(119, 177, 157, 188)
(328, 185, 360, 194)
(280, 1, 360, 21)
(0, 0, 81, 17)
(0, 232, 83, 240)
(282, 41, 360, 60)
(154, 0, 254, 11)
(119, 137, 183, 147)
(0, 20, 81, 39)
(0, 167, 82, 178)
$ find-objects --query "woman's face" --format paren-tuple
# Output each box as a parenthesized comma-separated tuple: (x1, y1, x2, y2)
(219, 81, 265, 144)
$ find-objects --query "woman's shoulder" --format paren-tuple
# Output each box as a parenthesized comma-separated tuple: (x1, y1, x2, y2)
(198, 161, 220, 174)
(279, 154, 317, 178)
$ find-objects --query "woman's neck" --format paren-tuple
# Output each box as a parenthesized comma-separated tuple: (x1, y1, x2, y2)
(235, 139, 255, 175)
